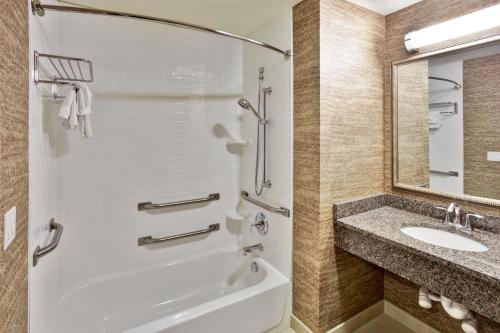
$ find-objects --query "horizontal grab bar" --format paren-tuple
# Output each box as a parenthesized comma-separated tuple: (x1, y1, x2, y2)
(138, 193, 220, 211)
(138, 223, 220, 246)
(33, 219, 63, 267)
(430, 170, 459, 177)
(241, 191, 290, 217)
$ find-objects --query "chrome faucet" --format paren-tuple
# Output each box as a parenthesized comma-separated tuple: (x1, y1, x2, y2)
(436, 203, 461, 228)
(464, 213, 484, 232)
(241, 243, 264, 256)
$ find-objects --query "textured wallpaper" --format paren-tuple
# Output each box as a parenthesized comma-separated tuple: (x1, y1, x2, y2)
(0, 0, 30, 331)
(463, 53, 500, 200)
(293, 0, 385, 332)
(396, 61, 430, 187)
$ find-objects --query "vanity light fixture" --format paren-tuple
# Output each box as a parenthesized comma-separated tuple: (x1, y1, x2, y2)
(405, 4, 500, 53)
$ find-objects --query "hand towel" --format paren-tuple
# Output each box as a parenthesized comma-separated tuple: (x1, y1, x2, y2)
(75, 83, 93, 138)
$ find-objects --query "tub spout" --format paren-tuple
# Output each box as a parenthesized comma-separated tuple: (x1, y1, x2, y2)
(241, 243, 263, 256)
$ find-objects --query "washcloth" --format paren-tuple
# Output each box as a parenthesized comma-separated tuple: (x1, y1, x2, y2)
(59, 88, 79, 130)
(429, 111, 442, 129)
(58, 83, 93, 138)
(76, 83, 93, 138)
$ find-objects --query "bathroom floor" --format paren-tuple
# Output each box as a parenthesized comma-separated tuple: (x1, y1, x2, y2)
(283, 314, 415, 333)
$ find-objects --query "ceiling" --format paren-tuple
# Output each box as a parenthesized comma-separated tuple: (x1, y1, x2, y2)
(345, 0, 423, 15)
(58, 0, 422, 35)
(58, 0, 302, 36)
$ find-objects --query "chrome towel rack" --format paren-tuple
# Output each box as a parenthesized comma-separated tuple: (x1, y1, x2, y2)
(138, 223, 220, 246)
(138, 193, 220, 211)
(34, 51, 94, 86)
(241, 191, 290, 217)
(429, 102, 458, 115)
(430, 170, 459, 177)
(33, 219, 63, 267)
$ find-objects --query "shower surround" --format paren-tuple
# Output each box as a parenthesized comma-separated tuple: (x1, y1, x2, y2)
(28, 4, 292, 333)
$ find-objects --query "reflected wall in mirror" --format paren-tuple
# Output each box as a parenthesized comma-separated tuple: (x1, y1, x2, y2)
(393, 40, 500, 204)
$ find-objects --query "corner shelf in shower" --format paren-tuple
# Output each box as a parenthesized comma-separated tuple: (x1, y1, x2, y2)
(225, 139, 252, 148)
(226, 210, 251, 222)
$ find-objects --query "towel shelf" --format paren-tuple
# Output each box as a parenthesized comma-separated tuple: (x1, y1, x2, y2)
(138, 193, 220, 211)
(34, 50, 94, 88)
(429, 102, 458, 115)
(33, 219, 63, 267)
(241, 191, 290, 217)
(138, 223, 220, 246)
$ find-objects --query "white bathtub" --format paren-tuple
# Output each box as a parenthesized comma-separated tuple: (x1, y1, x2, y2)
(53, 250, 290, 333)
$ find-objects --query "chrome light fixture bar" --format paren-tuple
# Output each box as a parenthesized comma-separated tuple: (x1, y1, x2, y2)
(405, 4, 500, 53)
(31, 0, 291, 60)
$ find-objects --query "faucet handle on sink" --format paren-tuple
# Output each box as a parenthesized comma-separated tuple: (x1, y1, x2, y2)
(435, 206, 453, 224)
(464, 213, 484, 232)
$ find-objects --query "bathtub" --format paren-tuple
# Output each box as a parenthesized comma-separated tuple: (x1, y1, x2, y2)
(53, 250, 290, 333)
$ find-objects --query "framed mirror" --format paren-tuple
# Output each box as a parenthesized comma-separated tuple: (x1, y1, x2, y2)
(392, 36, 500, 207)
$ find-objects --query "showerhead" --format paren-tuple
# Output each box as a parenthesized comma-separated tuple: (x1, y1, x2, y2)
(237, 98, 263, 121)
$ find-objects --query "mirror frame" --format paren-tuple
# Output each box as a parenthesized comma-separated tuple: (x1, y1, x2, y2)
(392, 34, 500, 208)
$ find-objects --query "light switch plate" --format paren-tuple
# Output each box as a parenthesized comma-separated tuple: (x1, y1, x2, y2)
(3, 207, 16, 251)
(487, 152, 500, 162)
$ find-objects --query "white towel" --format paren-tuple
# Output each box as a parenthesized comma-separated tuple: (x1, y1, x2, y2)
(58, 84, 94, 138)
(429, 111, 442, 129)
(59, 88, 79, 130)
(75, 83, 93, 138)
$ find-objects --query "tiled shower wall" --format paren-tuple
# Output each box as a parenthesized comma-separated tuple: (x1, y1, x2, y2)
(0, 0, 29, 331)
(293, 0, 385, 332)
(53, 12, 243, 295)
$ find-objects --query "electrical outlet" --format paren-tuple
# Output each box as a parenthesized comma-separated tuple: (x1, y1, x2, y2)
(3, 207, 16, 251)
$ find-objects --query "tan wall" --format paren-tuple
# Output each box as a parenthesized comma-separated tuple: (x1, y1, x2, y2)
(0, 0, 30, 331)
(463, 54, 500, 200)
(396, 61, 429, 187)
(293, 0, 385, 332)
(384, 1, 500, 331)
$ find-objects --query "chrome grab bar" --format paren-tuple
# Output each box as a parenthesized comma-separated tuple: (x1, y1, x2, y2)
(33, 219, 63, 267)
(138, 193, 220, 211)
(241, 191, 290, 217)
(138, 223, 220, 246)
(430, 170, 459, 177)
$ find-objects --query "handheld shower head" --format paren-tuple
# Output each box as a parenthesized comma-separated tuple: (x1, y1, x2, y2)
(237, 98, 263, 121)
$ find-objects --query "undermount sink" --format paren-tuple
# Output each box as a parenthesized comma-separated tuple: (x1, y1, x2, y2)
(401, 227, 489, 252)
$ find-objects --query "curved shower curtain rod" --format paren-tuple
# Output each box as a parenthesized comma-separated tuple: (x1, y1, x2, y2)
(31, 0, 292, 60)
(428, 76, 462, 90)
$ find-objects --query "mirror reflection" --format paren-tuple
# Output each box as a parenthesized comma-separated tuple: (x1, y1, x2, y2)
(395, 43, 500, 201)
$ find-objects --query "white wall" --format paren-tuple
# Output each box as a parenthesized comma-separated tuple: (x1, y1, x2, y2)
(28, 1, 60, 332)
(52, 12, 244, 295)
(241, 11, 293, 331)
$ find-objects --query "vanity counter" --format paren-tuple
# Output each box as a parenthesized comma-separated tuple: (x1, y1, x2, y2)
(333, 194, 500, 323)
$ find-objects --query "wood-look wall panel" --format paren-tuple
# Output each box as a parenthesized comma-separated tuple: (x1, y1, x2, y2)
(384, 1, 500, 331)
(293, 0, 385, 332)
(293, 0, 322, 330)
(463, 54, 500, 200)
(396, 61, 429, 187)
(0, 0, 29, 331)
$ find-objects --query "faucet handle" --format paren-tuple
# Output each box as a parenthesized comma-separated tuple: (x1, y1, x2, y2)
(464, 213, 484, 231)
(435, 206, 452, 224)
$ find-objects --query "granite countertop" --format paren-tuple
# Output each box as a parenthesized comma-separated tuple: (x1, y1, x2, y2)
(337, 206, 500, 284)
